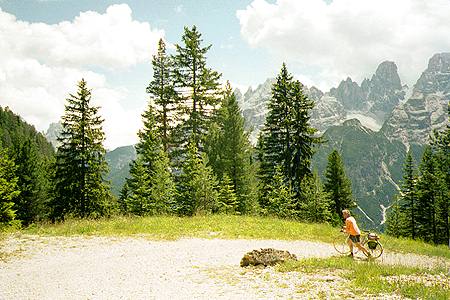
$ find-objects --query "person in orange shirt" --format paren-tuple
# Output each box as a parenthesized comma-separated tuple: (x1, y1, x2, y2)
(342, 209, 371, 258)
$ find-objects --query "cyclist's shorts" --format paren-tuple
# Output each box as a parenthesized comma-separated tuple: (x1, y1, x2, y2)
(349, 235, 360, 243)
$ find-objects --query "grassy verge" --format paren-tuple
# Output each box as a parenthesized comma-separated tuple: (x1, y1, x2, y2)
(4, 215, 450, 259)
(278, 257, 450, 299)
(18, 215, 336, 241)
(380, 234, 450, 259)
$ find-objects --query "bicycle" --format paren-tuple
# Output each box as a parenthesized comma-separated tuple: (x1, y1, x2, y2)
(333, 230, 383, 259)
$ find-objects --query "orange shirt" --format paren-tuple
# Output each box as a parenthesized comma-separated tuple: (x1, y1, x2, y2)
(345, 216, 361, 236)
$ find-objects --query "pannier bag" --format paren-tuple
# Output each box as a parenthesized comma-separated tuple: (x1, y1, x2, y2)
(367, 232, 379, 250)
(367, 240, 378, 250)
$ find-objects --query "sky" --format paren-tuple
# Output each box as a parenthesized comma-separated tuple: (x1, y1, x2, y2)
(1, 0, 449, 150)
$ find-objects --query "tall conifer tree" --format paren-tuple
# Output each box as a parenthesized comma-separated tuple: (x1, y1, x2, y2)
(13, 140, 47, 224)
(258, 64, 319, 210)
(430, 104, 449, 245)
(205, 82, 258, 214)
(172, 25, 221, 152)
(51, 79, 112, 219)
(415, 147, 437, 243)
(146, 39, 177, 152)
(324, 150, 355, 221)
(399, 151, 417, 239)
(120, 103, 175, 215)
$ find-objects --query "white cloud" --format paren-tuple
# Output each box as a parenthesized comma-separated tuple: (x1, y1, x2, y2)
(0, 4, 164, 149)
(92, 86, 145, 150)
(1, 4, 163, 68)
(237, 0, 450, 90)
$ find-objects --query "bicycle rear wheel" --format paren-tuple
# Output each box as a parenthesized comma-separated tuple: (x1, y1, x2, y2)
(366, 240, 383, 258)
(333, 234, 351, 255)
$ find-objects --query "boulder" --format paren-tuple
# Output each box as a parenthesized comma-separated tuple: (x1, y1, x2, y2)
(240, 248, 297, 267)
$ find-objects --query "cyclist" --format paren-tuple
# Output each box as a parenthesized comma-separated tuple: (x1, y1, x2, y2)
(341, 209, 371, 258)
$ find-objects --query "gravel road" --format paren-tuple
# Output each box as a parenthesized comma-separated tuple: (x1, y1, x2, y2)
(0, 235, 448, 299)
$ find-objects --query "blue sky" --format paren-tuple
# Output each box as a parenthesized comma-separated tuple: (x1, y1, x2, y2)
(0, 0, 273, 87)
(0, 0, 449, 149)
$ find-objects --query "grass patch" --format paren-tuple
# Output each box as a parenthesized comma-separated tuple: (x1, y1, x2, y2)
(4, 214, 449, 259)
(278, 257, 449, 299)
(19, 215, 336, 241)
(381, 234, 450, 259)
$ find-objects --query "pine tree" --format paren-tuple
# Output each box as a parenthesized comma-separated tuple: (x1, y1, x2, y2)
(172, 25, 222, 152)
(265, 166, 295, 218)
(415, 146, 437, 243)
(118, 180, 130, 213)
(136, 104, 162, 165)
(148, 149, 177, 214)
(13, 139, 47, 225)
(430, 104, 449, 244)
(51, 79, 113, 220)
(324, 150, 355, 221)
(398, 151, 417, 239)
(121, 158, 151, 215)
(217, 174, 238, 214)
(258, 64, 319, 210)
(298, 172, 331, 223)
(0, 148, 19, 225)
(289, 80, 319, 188)
(121, 102, 175, 215)
(205, 82, 258, 214)
(259, 64, 293, 190)
(146, 38, 177, 152)
(177, 139, 218, 215)
(433, 164, 449, 244)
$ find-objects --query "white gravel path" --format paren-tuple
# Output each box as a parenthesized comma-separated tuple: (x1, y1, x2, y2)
(0, 235, 448, 299)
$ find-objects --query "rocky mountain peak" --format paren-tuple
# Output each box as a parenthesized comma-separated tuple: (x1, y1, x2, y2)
(382, 52, 449, 146)
(307, 86, 324, 101)
(233, 88, 243, 100)
(329, 77, 365, 111)
(45, 122, 62, 148)
(364, 61, 405, 122)
(372, 61, 402, 90)
(414, 52, 450, 94)
(243, 86, 253, 99)
(427, 52, 450, 73)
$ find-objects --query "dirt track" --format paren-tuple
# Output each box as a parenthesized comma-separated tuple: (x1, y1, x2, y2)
(0, 235, 448, 299)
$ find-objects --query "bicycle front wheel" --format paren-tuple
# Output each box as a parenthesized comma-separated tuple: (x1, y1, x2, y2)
(333, 234, 351, 255)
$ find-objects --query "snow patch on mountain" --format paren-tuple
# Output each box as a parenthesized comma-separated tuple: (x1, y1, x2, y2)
(381, 162, 401, 192)
(380, 204, 390, 225)
(346, 113, 382, 132)
(357, 206, 375, 224)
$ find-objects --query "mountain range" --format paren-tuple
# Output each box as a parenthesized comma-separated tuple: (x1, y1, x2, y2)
(235, 52, 449, 228)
